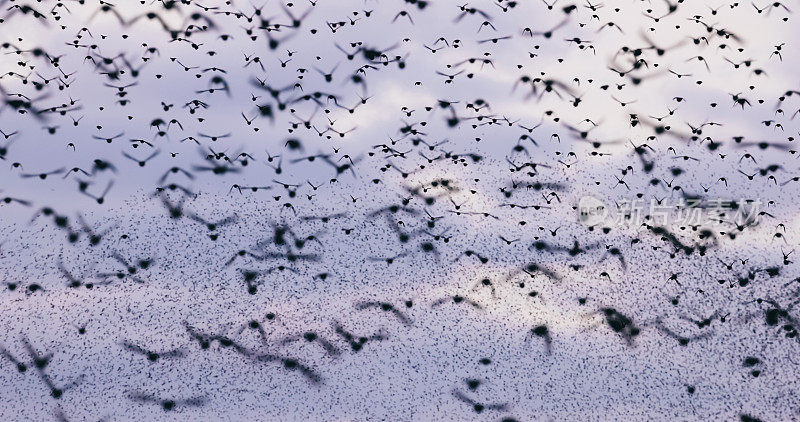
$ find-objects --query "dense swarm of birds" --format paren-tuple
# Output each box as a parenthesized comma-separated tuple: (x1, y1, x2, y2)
(1, 0, 799, 420)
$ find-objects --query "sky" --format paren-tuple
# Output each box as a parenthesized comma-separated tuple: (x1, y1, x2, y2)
(1, 0, 799, 420)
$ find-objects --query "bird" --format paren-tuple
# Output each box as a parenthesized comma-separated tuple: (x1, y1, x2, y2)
(0, 0, 798, 419)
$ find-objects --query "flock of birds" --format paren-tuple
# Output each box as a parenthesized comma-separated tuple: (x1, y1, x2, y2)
(0, 0, 799, 420)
